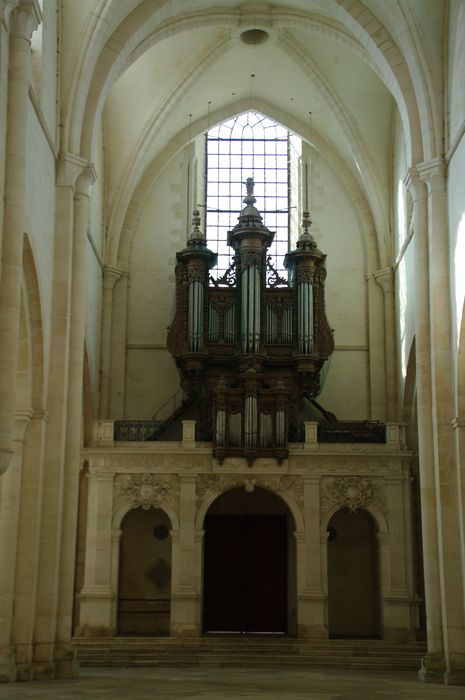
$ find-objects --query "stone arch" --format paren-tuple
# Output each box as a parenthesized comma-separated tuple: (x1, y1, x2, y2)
(21, 235, 45, 414)
(112, 98, 379, 274)
(195, 480, 303, 533)
(403, 338, 418, 450)
(321, 502, 388, 538)
(325, 505, 382, 638)
(16, 286, 33, 412)
(82, 345, 95, 446)
(113, 501, 179, 532)
(102, 35, 389, 266)
(117, 503, 175, 636)
(68, 3, 428, 170)
(457, 298, 465, 418)
(201, 483, 299, 634)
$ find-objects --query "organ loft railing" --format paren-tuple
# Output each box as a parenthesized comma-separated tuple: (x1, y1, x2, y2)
(167, 178, 334, 465)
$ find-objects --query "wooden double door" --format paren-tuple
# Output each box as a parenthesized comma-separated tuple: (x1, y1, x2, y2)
(203, 514, 287, 634)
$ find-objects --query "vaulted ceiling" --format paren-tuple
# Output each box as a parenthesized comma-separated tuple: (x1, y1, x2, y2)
(62, 1, 445, 266)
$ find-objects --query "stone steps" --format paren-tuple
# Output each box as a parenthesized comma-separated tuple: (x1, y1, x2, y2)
(74, 637, 426, 671)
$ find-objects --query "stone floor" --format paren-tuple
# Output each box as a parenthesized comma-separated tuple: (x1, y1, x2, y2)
(0, 667, 464, 699)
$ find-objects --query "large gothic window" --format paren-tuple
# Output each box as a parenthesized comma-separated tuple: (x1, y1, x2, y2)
(206, 112, 290, 278)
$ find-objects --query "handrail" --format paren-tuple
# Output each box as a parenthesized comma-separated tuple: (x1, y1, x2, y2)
(152, 387, 187, 421)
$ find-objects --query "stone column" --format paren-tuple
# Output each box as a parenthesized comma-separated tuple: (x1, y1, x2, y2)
(110, 529, 122, 631)
(12, 410, 47, 681)
(32, 153, 88, 679)
(418, 159, 465, 685)
(0, 412, 30, 682)
(109, 273, 128, 418)
(383, 475, 415, 640)
(297, 476, 326, 638)
(55, 164, 96, 675)
(76, 466, 115, 636)
(366, 272, 387, 420)
(99, 265, 123, 419)
(171, 476, 199, 636)
(0, 0, 41, 474)
(405, 168, 444, 682)
(373, 267, 397, 421)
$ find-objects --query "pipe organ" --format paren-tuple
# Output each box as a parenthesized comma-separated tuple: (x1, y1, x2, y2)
(167, 179, 334, 464)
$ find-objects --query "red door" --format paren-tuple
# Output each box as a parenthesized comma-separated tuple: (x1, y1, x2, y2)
(203, 514, 287, 633)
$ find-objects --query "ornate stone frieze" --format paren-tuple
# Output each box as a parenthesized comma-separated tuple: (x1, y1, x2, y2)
(196, 474, 304, 510)
(109, 452, 212, 469)
(321, 476, 386, 516)
(290, 454, 403, 474)
(114, 473, 180, 514)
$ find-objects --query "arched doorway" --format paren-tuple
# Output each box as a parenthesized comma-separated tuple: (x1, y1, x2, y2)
(118, 507, 172, 636)
(203, 486, 296, 635)
(327, 508, 380, 638)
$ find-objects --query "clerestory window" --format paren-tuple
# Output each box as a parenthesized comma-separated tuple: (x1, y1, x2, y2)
(206, 112, 291, 280)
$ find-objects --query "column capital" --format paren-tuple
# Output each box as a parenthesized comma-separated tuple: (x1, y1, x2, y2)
(75, 163, 97, 197)
(8, 0, 41, 41)
(89, 470, 114, 483)
(13, 408, 32, 442)
(102, 265, 124, 291)
(180, 475, 197, 486)
(111, 529, 122, 542)
(416, 157, 446, 192)
(56, 153, 92, 189)
(404, 167, 427, 202)
(373, 267, 394, 293)
(451, 417, 465, 431)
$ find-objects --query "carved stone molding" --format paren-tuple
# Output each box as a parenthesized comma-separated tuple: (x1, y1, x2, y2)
(321, 476, 386, 516)
(196, 474, 304, 510)
(114, 473, 180, 515)
(109, 452, 209, 469)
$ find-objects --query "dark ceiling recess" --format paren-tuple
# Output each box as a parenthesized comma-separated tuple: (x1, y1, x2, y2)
(240, 29, 270, 45)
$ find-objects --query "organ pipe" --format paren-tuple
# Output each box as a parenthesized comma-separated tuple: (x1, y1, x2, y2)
(188, 279, 204, 352)
(208, 304, 219, 343)
(241, 266, 261, 353)
(215, 409, 226, 446)
(298, 280, 313, 354)
(260, 413, 272, 448)
(229, 412, 241, 447)
(245, 395, 257, 447)
(276, 410, 285, 447)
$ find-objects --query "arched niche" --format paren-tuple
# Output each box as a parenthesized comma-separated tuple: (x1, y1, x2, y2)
(117, 506, 173, 636)
(202, 485, 297, 636)
(326, 507, 381, 639)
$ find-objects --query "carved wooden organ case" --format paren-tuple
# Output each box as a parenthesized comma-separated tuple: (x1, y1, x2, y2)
(167, 179, 334, 465)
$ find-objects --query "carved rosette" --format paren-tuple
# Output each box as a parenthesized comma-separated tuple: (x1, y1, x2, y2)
(196, 474, 304, 511)
(321, 476, 386, 516)
(114, 473, 180, 515)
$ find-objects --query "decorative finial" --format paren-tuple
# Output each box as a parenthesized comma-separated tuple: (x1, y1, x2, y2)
(192, 209, 201, 234)
(243, 177, 257, 205)
(297, 211, 317, 249)
(187, 209, 206, 246)
(302, 210, 312, 233)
